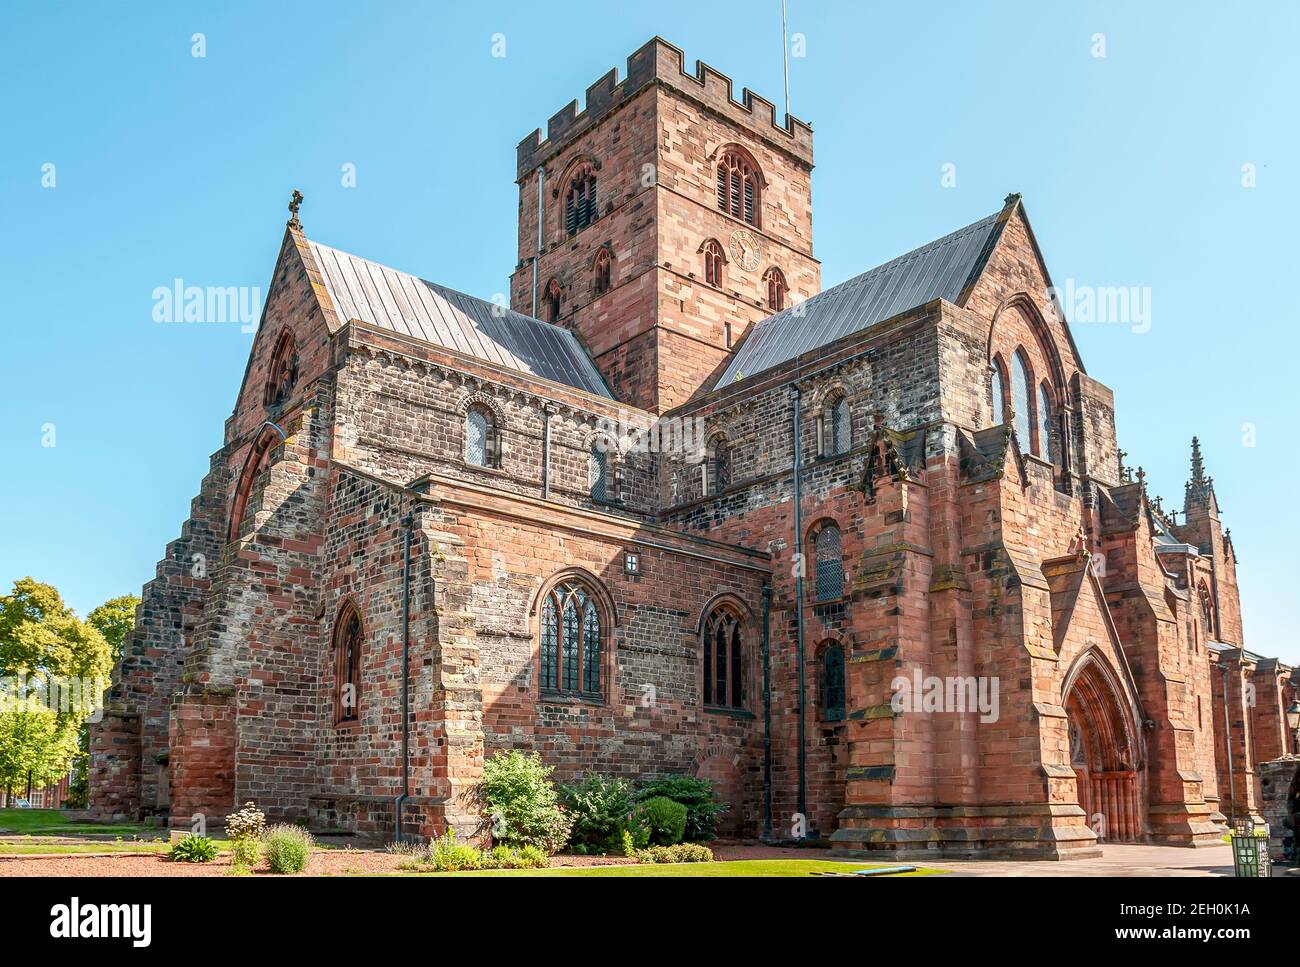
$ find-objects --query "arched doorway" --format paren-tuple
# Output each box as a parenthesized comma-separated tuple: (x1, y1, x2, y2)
(1063, 650, 1144, 842)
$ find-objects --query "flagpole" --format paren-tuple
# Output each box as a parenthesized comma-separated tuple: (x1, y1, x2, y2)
(781, 0, 790, 121)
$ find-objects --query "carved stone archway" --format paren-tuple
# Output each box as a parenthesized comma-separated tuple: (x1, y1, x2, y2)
(1064, 651, 1144, 842)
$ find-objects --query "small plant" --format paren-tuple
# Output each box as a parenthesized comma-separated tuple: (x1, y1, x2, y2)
(488, 843, 549, 869)
(262, 824, 314, 874)
(636, 796, 687, 846)
(225, 801, 266, 841)
(168, 833, 218, 863)
(635, 776, 729, 842)
(480, 750, 572, 854)
(634, 842, 714, 864)
(225, 801, 266, 868)
(425, 830, 484, 872)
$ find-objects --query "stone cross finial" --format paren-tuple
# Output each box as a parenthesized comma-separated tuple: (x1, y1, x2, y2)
(287, 189, 304, 230)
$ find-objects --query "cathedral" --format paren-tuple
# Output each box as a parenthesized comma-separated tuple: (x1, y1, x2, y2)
(90, 38, 1298, 859)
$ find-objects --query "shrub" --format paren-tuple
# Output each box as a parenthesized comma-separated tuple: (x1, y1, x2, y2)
(489, 843, 549, 869)
(168, 833, 218, 863)
(635, 776, 729, 842)
(635, 842, 714, 864)
(263, 824, 313, 874)
(480, 750, 572, 854)
(559, 773, 636, 854)
(424, 830, 484, 872)
(224, 801, 266, 841)
(637, 796, 687, 846)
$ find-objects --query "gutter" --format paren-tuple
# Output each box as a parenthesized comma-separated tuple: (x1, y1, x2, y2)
(761, 584, 773, 842)
(395, 508, 415, 844)
(790, 385, 808, 830)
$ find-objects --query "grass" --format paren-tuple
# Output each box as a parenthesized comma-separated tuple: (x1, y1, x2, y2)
(0, 841, 174, 856)
(389, 859, 942, 878)
(0, 808, 155, 838)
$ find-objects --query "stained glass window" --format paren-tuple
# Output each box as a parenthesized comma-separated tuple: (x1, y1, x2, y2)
(1012, 350, 1033, 453)
(539, 580, 602, 697)
(1039, 382, 1054, 464)
(991, 361, 1007, 426)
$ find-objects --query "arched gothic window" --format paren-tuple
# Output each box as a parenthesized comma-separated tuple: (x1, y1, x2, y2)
(539, 579, 603, 697)
(565, 166, 598, 236)
(334, 602, 363, 724)
(707, 436, 731, 495)
(716, 149, 760, 225)
(814, 523, 843, 602)
(1039, 381, 1055, 464)
(703, 605, 745, 709)
(820, 642, 846, 722)
(991, 358, 1008, 426)
(263, 331, 299, 409)
(465, 404, 500, 468)
(545, 278, 562, 323)
(1012, 349, 1034, 454)
(592, 248, 612, 295)
(763, 267, 787, 312)
(589, 440, 608, 501)
(701, 239, 725, 288)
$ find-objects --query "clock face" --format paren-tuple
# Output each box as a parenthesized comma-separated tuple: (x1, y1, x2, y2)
(728, 229, 762, 272)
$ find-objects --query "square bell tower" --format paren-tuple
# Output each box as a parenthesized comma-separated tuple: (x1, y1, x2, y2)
(510, 37, 819, 414)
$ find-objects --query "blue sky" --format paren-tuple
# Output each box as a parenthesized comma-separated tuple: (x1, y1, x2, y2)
(1, 1, 1296, 662)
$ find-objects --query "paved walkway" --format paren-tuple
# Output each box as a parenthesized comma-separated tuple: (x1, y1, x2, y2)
(936, 843, 1237, 877)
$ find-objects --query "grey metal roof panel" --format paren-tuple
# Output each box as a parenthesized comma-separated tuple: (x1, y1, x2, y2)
(308, 240, 612, 398)
(716, 210, 1004, 386)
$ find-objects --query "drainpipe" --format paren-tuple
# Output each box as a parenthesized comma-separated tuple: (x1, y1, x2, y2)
(1219, 660, 1235, 823)
(395, 507, 415, 844)
(761, 583, 773, 842)
(531, 166, 544, 318)
(790, 385, 808, 831)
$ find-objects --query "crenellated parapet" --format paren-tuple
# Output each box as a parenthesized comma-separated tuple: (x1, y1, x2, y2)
(516, 36, 814, 178)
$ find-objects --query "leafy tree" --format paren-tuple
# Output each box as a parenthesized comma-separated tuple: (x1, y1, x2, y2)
(0, 579, 113, 802)
(88, 594, 139, 665)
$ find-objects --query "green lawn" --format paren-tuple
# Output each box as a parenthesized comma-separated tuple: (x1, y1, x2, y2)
(0, 841, 174, 856)
(395, 859, 942, 877)
(0, 808, 156, 838)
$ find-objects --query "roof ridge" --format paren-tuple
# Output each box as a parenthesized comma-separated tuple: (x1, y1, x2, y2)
(715, 205, 1006, 386)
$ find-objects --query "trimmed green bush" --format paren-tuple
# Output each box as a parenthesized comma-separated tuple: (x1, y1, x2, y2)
(424, 830, 483, 872)
(168, 833, 218, 863)
(635, 842, 714, 864)
(637, 796, 687, 846)
(489, 843, 549, 869)
(559, 772, 637, 854)
(480, 750, 572, 854)
(635, 775, 728, 842)
(263, 824, 313, 874)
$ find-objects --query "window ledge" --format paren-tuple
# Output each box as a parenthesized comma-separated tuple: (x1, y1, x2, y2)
(703, 705, 755, 720)
(539, 689, 605, 707)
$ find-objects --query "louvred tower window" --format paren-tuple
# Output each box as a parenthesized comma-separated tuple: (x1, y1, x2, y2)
(565, 166, 598, 236)
(716, 150, 760, 226)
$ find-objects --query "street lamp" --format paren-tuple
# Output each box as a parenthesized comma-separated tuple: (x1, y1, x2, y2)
(1287, 698, 1300, 750)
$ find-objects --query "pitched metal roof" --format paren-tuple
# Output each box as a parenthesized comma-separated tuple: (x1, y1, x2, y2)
(715, 210, 1005, 386)
(307, 240, 612, 398)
